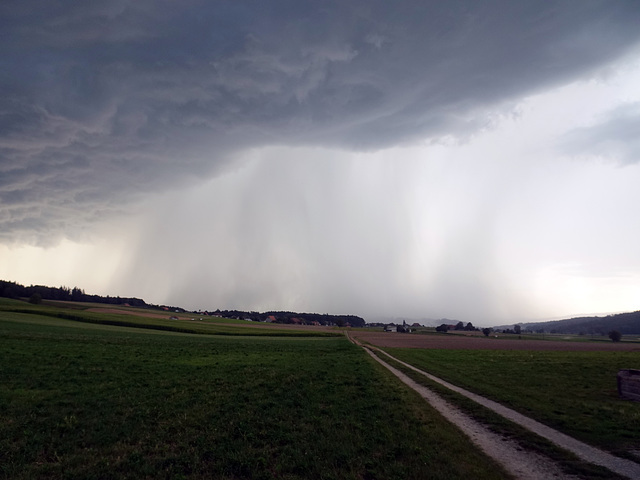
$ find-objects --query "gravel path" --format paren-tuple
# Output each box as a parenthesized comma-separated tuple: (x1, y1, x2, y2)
(374, 349, 640, 479)
(365, 348, 579, 479)
(346, 333, 640, 479)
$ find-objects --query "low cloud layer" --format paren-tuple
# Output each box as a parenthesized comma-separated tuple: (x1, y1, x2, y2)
(560, 102, 640, 164)
(3, 1, 640, 242)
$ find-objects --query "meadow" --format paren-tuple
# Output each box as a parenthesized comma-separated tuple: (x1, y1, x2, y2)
(382, 347, 640, 459)
(0, 301, 507, 480)
(1, 299, 339, 338)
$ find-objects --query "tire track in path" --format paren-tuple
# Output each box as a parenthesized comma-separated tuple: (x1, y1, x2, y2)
(346, 332, 640, 479)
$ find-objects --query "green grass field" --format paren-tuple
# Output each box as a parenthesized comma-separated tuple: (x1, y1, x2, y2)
(0, 304, 507, 480)
(0, 298, 339, 338)
(382, 347, 640, 458)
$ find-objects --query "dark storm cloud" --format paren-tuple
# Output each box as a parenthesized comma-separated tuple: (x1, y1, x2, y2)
(2, 0, 640, 241)
(559, 102, 640, 164)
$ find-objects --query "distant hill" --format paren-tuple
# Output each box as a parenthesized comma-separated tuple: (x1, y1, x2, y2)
(0, 279, 364, 327)
(502, 311, 640, 335)
(0, 280, 147, 307)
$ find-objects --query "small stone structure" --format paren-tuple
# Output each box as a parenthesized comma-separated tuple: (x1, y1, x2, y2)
(617, 369, 640, 401)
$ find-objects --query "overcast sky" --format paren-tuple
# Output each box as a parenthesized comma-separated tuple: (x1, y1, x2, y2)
(2, 1, 640, 325)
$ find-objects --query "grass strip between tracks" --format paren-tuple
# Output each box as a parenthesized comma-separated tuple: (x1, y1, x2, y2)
(370, 348, 627, 480)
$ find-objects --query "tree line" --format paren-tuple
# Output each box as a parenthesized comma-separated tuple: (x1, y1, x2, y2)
(0, 280, 147, 307)
(0, 280, 365, 327)
(213, 309, 365, 327)
(435, 321, 478, 332)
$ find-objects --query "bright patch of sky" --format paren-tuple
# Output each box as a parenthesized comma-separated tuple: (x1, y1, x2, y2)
(3, 58, 639, 324)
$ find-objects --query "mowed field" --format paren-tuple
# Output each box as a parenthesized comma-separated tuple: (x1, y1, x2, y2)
(351, 330, 640, 461)
(83, 307, 337, 332)
(3, 298, 640, 479)
(0, 299, 507, 480)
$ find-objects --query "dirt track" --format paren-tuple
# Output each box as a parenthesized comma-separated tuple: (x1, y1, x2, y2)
(350, 331, 640, 351)
(368, 348, 640, 480)
(346, 333, 640, 479)
(366, 349, 580, 479)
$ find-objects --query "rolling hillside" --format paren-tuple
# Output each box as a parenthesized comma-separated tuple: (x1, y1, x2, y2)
(514, 311, 640, 335)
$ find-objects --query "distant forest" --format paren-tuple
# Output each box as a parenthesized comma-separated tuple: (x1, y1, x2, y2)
(0, 280, 365, 327)
(0, 280, 147, 307)
(213, 309, 365, 327)
(518, 311, 640, 335)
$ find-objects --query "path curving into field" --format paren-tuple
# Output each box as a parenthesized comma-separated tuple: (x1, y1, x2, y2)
(346, 332, 640, 480)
